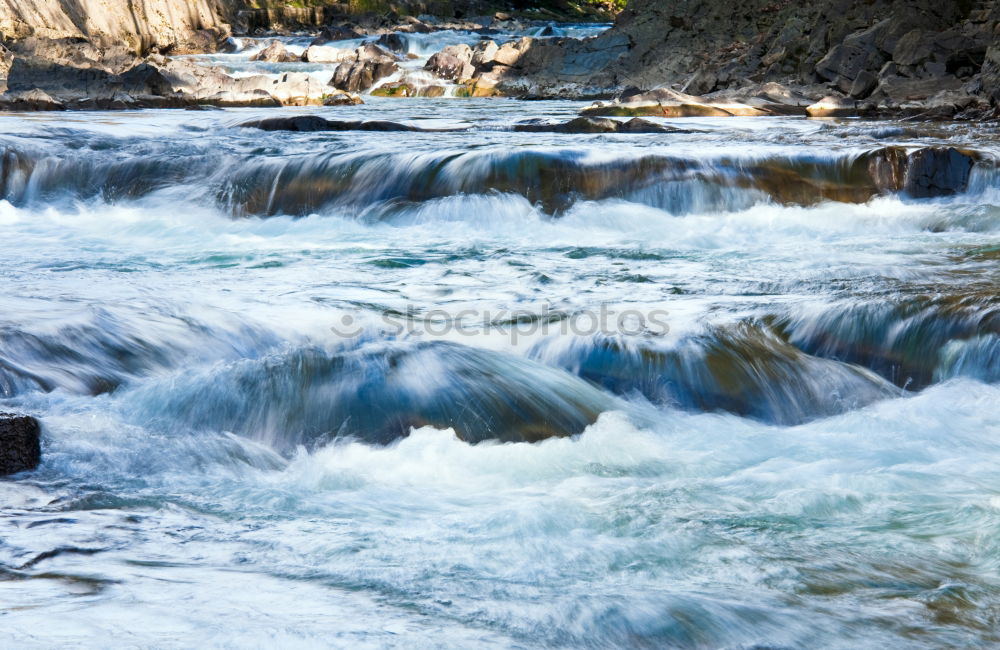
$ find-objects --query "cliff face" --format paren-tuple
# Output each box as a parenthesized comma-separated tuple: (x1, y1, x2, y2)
(0, 0, 232, 52)
(498, 0, 1000, 106)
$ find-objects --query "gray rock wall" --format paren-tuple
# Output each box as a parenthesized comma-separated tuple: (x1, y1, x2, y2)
(0, 0, 231, 53)
(497, 0, 1000, 108)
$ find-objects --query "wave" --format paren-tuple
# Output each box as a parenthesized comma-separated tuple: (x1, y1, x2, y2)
(123, 339, 619, 450)
(530, 323, 900, 425)
(2, 141, 994, 219)
(0, 307, 277, 397)
(776, 293, 1000, 389)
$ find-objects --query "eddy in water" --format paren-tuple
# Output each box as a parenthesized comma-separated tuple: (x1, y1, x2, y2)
(3, 1, 1000, 648)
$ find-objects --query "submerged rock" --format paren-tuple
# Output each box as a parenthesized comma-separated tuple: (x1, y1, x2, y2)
(239, 116, 429, 132)
(531, 325, 899, 426)
(512, 116, 690, 134)
(130, 342, 617, 448)
(0, 414, 41, 476)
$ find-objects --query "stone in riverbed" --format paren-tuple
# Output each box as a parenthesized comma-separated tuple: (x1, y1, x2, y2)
(582, 88, 788, 118)
(239, 116, 429, 132)
(330, 44, 398, 93)
(251, 41, 299, 63)
(806, 95, 858, 117)
(302, 45, 353, 64)
(866, 146, 977, 198)
(904, 147, 976, 198)
(425, 44, 476, 82)
(0, 414, 41, 476)
(512, 116, 691, 134)
(323, 91, 363, 106)
(370, 82, 447, 98)
(375, 33, 409, 54)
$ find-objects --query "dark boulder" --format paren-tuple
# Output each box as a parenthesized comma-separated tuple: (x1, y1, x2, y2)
(0, 414, 41, 476)
(512, 116, 690, 134)
(330, 44, 398, 93)
(375, 33, 409, 54)
(866, 146, 977, 198)
(239, 116, 428, 132)
(904, 147, 976, 198)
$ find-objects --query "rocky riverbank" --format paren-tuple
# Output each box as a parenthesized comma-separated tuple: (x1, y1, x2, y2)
(2, 0, 1000, 118)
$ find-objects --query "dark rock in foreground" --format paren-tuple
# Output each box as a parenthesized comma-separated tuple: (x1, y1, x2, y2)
(239, 115, 693, 135)
(512, 116, 693, 134)
(239, 116, 426, 132)
(868, 146, 978, 198)
(0, 414, 41, 476)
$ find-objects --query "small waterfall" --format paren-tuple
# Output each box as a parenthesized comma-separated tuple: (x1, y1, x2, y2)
(3, 141, 991, 219)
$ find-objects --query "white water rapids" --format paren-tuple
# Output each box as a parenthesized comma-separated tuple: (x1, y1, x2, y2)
(2, 28, 1000, 649)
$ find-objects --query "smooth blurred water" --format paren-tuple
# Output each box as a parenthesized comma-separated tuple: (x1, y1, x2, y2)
(2, 77, 1000, 647)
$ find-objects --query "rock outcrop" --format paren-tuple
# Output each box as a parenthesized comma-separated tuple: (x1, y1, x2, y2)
(0, 43, 363, 110)
(0, 0, 231, 54)
(487, 0, 1000, 117)
(0, 414, 41, 476)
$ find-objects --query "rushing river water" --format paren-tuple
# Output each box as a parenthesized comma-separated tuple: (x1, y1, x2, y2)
(3, 25, 1000, 649)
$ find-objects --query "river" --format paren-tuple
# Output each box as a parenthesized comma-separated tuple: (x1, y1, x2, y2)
(2, 24, 1000, 649)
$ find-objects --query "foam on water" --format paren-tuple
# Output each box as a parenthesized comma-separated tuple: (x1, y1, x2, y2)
(2, 100, 1000, 647)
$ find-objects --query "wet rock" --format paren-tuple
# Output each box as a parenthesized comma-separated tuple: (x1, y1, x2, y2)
(239, 116, 429, 133)
(512, 116, 689, 134)
(330, 44, 398, 93)
(375, 33, 409, 54)
(866, 147, 909, 194)
(251, 41, 299, 64)
(323, 91, 364, 106)
(370, 82, 448, 98)
(904, 147, 976, 198)
(531, 325, 898, 426)
(134, 342, 615, 448)
(0, 414, 41, 476)
(865, 146, 977, 197)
